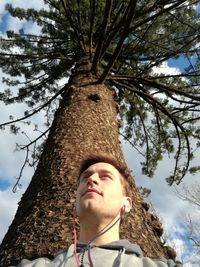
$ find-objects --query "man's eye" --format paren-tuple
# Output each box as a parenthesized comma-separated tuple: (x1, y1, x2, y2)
(80, 176, 88, 181)
(101, 175, 112, 180)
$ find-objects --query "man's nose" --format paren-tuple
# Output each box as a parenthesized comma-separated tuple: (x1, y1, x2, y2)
(87, 173, 99, 185)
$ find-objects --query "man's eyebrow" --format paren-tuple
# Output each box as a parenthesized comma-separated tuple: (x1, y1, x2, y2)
(80, 169, 114, 177)
(80, 170, 93, 177)
(99, 169, 115, 176)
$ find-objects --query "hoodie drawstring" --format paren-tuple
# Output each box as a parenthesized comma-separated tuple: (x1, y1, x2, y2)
(114, 248, 126, 267)
(87, 246, 94, 267)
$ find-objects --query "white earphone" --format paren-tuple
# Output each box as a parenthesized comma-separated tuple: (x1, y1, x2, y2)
(122, 198, 132, 213)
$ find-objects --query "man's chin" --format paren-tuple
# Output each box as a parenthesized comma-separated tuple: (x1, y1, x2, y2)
(82, 200, 99, 211)
(78, 202, 104, 217)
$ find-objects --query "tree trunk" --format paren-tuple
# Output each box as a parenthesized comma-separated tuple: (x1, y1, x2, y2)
(0, 62, 172, 266)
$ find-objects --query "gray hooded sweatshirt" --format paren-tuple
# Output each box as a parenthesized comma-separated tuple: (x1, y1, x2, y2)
(10, 240, 182, 267)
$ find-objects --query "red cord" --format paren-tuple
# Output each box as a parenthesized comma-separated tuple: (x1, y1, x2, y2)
(72, 209, 121, 267)
(73, 209, 81, 267)
(73, 209, 93, 267)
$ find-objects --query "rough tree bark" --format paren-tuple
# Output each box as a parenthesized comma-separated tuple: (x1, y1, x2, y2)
(0, 59, 173, 266)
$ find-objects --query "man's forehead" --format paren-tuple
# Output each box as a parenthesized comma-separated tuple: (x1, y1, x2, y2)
(81, 162, 120, 174)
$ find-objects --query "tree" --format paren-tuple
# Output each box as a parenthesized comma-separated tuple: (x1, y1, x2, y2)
(175, 183, 200, 254)
(0, 0, 200, 265)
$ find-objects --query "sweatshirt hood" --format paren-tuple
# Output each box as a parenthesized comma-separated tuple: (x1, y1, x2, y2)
(76, 239, 143, 257)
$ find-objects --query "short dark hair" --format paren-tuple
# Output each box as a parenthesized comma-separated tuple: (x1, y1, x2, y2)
(78, 154, 131, 196)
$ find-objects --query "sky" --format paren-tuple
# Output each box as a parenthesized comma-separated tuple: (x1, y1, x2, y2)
(0, 1, 200, 266)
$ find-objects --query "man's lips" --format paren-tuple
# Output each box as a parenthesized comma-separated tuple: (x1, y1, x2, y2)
(82, 188, 102, 197)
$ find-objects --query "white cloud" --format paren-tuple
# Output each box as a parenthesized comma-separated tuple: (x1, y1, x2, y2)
(0, 105, 43, 243)
(0, 0, 46, 37)
(4, 10, 42, 36)
(171, 238, 185, 260)
(184, 253, 200, 266)
(24, 21, 41, 35)
(152, 61, 181, 75)
(184, 264, 200, 267)
(0, 187, 23, 242)
(7, 16, 26, 33)
(7, 16, 41, 36)
(0, 0, 45, 13)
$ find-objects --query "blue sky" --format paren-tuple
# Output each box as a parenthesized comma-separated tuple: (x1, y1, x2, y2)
(168, 57, 197, 73)
(0, 13, 9, 31)
(0, 1, 200, 265)
(0, 179, 10, 191)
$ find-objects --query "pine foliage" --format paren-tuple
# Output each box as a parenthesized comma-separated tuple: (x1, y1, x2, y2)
(0, 0, 200, 185)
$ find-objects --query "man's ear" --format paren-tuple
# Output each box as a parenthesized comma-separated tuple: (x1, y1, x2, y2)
(123, 197, 132, 213)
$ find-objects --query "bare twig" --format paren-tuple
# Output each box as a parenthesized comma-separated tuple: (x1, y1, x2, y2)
(12, 147, 29, 193)
(0, 87, 65, 127)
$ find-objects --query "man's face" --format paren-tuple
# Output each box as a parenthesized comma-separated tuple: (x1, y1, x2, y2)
(75, 162, 130, 222)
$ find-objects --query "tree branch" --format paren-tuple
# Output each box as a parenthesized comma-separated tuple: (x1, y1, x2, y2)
(60, 0, 86, 54)
(112, 79, 191, 184)
(91, 0, 113, 73)
(12, 146, 29, 193)
(0, 87, 65, 127)
(89, 0, 96, 58)
(99, 0, 137, 82)
(21, 127, 50, 150)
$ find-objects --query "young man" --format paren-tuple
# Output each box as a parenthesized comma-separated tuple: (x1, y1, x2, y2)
(12, 155, 182, 267)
